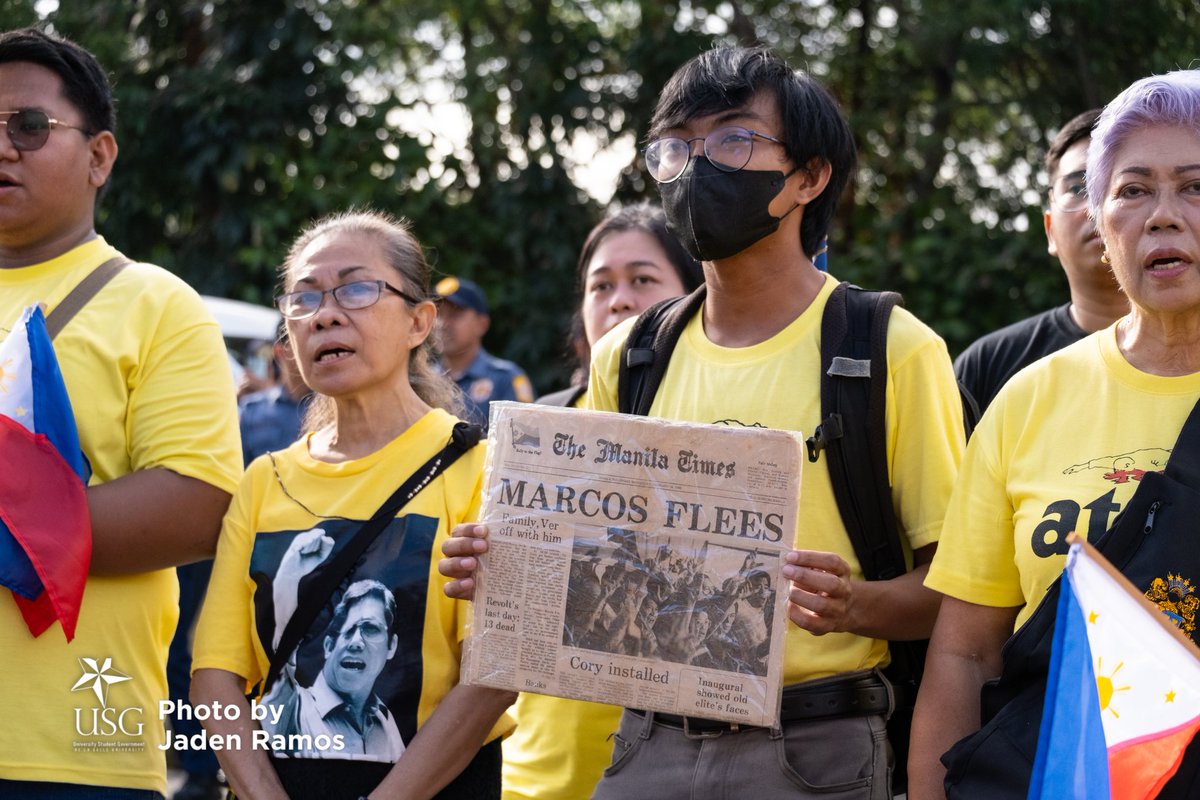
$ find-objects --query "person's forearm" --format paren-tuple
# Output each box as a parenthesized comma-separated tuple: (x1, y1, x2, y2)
(844, 564, 942, 640)
(907, 598, 1016, 800)
(369, 684, 516, 800)
(907, 648, 992, 799)
(88, 468, 231, 574)
(191, 669, 289, 800)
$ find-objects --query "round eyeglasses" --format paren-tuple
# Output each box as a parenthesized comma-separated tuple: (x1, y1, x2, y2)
(275, 279, 422, 320)
(1, 109, 91, 152)
(1050, 175, 1089, 213)
(644, 126, 788, 184)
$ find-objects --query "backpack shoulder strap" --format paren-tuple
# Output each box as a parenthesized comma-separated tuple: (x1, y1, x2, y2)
(806, 281, 907, 581)
(617, 285, 707, 416)
(46, 256, 131, 340)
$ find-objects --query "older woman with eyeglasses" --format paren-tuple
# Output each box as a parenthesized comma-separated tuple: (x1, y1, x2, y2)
(909, 69, 1200, 799)
(191, 210, 515, 800)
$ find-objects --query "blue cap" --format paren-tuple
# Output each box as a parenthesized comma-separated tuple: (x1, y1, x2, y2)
(435, 276, 488, 314)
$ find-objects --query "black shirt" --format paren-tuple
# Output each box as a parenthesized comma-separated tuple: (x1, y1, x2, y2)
(954, 304, 1087, 415)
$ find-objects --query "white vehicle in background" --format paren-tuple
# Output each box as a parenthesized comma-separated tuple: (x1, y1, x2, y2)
(201, 295, 280, 386)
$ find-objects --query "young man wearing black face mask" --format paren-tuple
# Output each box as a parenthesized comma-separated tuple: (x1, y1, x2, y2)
(440, 45, 964, 798)
(580, 46, 966, 799)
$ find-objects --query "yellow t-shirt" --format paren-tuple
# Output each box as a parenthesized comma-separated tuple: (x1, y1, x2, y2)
(927, 326, 1200, 630)
(502, 694, 621, 800)
(0, 237, 242, 794)
(194, 408, 512, 765)
(588, 275, 964, 684)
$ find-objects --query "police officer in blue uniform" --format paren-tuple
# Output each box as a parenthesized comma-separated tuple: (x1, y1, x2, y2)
(435, 276, 534, 428)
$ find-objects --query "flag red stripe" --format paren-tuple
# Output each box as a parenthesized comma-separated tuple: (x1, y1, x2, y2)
(1109, 718, 1200, 800)
(0, 416, 92, 640)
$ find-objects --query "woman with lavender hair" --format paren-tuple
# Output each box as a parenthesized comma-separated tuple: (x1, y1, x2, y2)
(910, 69, 1200, 799)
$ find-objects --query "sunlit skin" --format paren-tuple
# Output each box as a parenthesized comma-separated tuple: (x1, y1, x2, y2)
(653, 91, 831, 349)
(581, 229, 688, 347)
(0, 61, 115, 267)
(657, 92, 821, 282)
(283, 230, 437, 460)
(1098, 125, 1200, 340)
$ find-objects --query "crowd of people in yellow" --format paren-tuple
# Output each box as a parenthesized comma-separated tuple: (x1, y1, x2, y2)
(1, 21, 1199, 800)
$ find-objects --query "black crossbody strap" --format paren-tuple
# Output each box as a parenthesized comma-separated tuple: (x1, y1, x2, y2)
(1163, 393, 1200, 488)
(46, 256, 130, 340)
(263, 421, 483, 692)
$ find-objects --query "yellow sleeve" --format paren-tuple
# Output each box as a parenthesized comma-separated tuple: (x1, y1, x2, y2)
(127, 284, 242, 494)
(925, 409, 1025, 607)
(192, 466, 265, 690)
(886, 311, 966, 551)
(584, 317, 635, 413)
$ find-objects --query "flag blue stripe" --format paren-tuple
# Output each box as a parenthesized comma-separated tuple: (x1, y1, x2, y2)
(0, 521, 42, 599)
(0, 307, 88, 601)
(1028, 571, 1110, 799)
(26, 308, 88, 481)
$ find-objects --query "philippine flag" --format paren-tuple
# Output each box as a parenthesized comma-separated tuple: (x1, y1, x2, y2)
(1029, 539, 1200, 800)
(0, 306, 92, 640)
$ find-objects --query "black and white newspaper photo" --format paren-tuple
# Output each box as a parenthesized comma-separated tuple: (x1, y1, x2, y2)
(461, 402, 803, 727)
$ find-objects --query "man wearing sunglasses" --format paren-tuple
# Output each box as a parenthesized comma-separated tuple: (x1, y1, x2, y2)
(579, 46, 965, 799)
(954, 109, 1129, 415)
(0, 27, 241, 800)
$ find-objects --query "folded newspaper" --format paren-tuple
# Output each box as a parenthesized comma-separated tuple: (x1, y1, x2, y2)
(461, 402, 803, 726)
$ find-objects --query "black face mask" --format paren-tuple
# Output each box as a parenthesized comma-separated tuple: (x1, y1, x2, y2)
(658, 156, 795, 262)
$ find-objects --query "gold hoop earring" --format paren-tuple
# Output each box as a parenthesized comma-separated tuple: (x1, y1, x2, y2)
(1100, 249, 1110, 265)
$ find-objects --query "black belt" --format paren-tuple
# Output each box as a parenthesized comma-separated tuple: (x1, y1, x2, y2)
(632, 672, 891, 736)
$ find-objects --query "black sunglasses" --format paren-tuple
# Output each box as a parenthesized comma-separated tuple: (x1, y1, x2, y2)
(1, 109, 91, 152)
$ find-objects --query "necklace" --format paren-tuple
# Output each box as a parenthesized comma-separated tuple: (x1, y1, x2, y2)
(267, 450, 357, 521)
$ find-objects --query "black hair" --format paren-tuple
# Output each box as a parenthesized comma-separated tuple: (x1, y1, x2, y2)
(1044, 108, 1101, 181)
(648, 46, 857, 258)
(0, 27, 116, 136)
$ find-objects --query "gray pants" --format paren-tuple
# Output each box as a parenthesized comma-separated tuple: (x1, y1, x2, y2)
(591, 708, 892, 800)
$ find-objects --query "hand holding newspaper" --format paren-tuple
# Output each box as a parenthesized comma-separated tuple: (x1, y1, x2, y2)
(461, 402, 803, 727)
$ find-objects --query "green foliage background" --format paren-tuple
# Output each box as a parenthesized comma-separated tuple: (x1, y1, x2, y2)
(5, 0, 1197, 390)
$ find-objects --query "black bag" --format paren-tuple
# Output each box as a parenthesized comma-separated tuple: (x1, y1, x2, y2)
(618, 282, 975, 795)
(942, 397, 1200, 799)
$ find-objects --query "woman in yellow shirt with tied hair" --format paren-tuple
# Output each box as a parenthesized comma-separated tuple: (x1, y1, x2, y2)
(191, 210, 515, 800)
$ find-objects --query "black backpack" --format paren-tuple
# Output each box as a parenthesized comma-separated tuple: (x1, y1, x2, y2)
(617, 281, 977, 795)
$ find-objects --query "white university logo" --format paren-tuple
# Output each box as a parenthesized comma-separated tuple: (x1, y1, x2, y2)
(72, 657, 131, 707)
(72, 656, 146, 744)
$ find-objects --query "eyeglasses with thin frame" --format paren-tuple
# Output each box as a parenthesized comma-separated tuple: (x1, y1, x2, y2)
(275, 279, 422, 320)
(1050, 174, 1089, 214)
(0, 109, 91, 152)
(644, 126, 788, 184)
